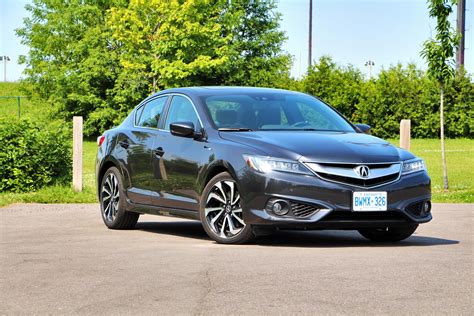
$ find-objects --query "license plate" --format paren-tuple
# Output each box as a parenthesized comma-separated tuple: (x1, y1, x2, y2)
(353, 192, 387, 211)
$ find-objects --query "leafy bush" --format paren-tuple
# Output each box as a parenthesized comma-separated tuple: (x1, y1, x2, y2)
(354, 64, 440, 138)
(301, 57, 473, 139)
(303, 56, 364, 121)
(0, 119, 71, 192)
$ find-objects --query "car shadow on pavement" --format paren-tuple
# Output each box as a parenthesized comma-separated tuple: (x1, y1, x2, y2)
(134, 221, 459, 247)
(255, 230, 459, 248)
(135, 221, 211, 241)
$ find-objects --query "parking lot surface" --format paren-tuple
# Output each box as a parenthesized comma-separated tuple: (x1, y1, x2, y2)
(1, 203, 472, 314)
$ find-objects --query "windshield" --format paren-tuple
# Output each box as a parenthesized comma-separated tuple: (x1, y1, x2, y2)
(200, 92, 356, 132)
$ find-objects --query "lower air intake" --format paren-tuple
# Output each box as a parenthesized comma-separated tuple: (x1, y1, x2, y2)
(405, 201, 431, 217)
(290, 202, 319, 218)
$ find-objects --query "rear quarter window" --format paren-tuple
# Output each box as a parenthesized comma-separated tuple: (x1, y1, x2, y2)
(136, 96, 168, 128)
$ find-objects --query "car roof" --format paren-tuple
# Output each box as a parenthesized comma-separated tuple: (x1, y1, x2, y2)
(150, 86, 307, 98)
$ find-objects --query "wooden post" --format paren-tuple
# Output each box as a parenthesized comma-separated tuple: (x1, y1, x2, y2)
(400, 119, 411, 150)
(72, 116, 83, 192)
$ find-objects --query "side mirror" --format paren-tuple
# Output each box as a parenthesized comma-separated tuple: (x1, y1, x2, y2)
(170, 122, 195, 138)
(354, 124, 371, 134)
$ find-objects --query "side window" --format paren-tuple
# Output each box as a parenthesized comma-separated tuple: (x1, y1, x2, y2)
(135, 105, 145, 125)
(164, 96, 201, 130)
(136, 97, 167, 128)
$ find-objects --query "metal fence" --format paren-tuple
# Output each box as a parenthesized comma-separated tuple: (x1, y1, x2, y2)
(0, 96, 29, 117)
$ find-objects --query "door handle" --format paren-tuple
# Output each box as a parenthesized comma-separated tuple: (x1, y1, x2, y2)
(154, 147, 165, 157)
(119, 140, 129, 149)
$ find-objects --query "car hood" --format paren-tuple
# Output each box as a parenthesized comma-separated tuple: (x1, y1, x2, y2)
(219, 131, 413, 163)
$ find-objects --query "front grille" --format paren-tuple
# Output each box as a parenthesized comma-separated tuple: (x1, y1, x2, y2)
(315, 163, 394, 169)
(305, 162, 401, 188)
(317, 172, 399, 187)
(290, 202, 319, 218)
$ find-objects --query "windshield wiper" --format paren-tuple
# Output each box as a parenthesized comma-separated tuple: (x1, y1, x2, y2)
(260, 128, 321, 131)
(289, 128, 343, 132)
(218, 128, 254, 132)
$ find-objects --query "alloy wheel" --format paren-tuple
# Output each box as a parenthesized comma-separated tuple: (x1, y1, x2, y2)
(101, 173, 120, 222)
(205, 180, 245, 239)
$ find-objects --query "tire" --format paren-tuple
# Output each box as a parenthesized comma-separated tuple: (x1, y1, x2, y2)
(200, 172, 254, 244)
(358, 225, 418, 242)
(100, 166, 139, 229)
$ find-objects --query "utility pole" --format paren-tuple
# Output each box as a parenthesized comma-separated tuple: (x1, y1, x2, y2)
(0, 56, 11, 82)
(308, 0, 313, 71)
(456, 0, 466, 71)
(365, 60, 375, 79)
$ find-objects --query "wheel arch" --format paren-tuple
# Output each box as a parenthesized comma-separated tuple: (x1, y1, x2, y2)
(97, 157, 124, 196)
(200, 160, 238, 194)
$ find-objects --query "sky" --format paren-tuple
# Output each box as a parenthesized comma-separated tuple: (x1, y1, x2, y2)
(279, 0, 473, 78)
(0, 0, 473, 81)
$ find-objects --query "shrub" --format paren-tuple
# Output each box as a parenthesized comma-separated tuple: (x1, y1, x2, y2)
(301, 57, 474, 139)
(303, 56, 364, 121)
(355, 64, 440, 139)
(0, 119, 72, 192)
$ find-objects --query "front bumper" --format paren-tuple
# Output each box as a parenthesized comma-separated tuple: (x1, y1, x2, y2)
(238, 168, 431, 229)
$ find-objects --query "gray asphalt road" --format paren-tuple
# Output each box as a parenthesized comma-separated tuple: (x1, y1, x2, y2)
(1, 203, 472, 315)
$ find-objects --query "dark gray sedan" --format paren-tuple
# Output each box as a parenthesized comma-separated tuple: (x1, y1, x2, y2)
(96, 87, 431, 244)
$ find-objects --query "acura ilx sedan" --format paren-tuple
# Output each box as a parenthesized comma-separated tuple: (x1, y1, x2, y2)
(96, 87, 431, 244)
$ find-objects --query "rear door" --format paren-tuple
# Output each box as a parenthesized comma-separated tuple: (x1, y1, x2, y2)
(124, 96, 168, 204)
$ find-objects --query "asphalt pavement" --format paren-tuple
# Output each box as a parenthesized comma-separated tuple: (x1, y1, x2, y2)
(1, 203, 472, 315)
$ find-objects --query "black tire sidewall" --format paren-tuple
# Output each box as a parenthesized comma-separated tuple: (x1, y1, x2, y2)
(100, 166, 127, 228)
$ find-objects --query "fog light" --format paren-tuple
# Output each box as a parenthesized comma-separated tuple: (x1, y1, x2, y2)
(423, 201, 431, 214)
(266, 199, 290, 216)
(272, 201, 289, 216)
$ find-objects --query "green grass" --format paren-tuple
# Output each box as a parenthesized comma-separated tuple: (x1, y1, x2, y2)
(1, 82, 472, 205)
(0, 82, 52, 121)
(388, 138, 474, 203)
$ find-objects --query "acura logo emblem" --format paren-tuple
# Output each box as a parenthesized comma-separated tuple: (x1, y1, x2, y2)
(354, 165, 370, 178)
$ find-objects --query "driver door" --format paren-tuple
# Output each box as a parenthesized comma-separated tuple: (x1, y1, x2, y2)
(150, 95, 210, 212)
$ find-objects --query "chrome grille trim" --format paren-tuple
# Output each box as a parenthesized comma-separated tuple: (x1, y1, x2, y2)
(303, 162, 402, 188)
(305, 162, 401, 180)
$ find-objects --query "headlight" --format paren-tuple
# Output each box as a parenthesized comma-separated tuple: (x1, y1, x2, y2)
(243, 155, 312, 175)
(402, 159, 426, 174)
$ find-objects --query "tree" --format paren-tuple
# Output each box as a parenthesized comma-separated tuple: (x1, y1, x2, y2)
(220, 0, 291, 87)
(17, 0, 291, 136)
(108, 0, 231, 92)
(108, 0, 291, 89)
(420, 0, 460, 190)
(16, 0, 127, 136)
(303, 56, 363, 120)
